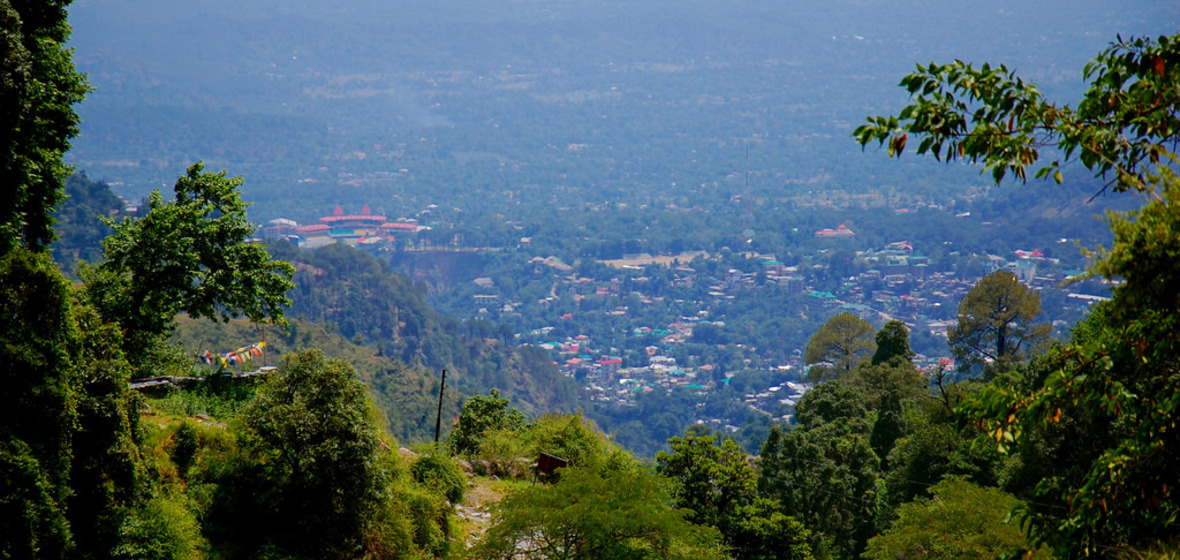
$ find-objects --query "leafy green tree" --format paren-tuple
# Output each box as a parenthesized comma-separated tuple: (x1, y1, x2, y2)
(241, 349, 390, 559)
(527, 413, 609, 467)
(726, 499, 813, 560)
(803, 312, 876, 379)
(111, 495, 204, 560)
(869, 391, 904, 471)
(849, 359, 929, 411)
(82, 162, 293, 371)
(67, 300, 151, 559)
(793, 382, 867, 429)
(0, 248, 150, 559)
(657, 434, 756, 529)
(865, 31, 1180, 552)
(410, 453, 465, 504)
(758, 419, 880, 560)
(0, 248, 77, 503)
(657, 432, 812, 560)
(52, 172, 124, 267)
(864, 478, 1045, 560)
(854, 34, 1180, 188)
(871, 320, 914, 366)
(0, 0, 89, 253)
(0, 438, 71, 559)
(948, 270, 1049, 373)
(965, 164, 1180, 556)
(475, 461, 729, 560)
(170, 423, 198, 479)
(882, 420, 1003, 512)
(449, 388, 525, 457)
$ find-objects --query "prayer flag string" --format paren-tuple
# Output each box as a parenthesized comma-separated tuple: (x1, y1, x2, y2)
(197, 341, 267, 367)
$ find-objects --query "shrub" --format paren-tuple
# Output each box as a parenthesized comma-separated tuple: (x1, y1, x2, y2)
(410, 453, 466, 504)
(113, 494, 205, 560)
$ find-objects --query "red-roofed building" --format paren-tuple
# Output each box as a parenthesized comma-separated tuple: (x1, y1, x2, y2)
(296, 224, 330, 236)
(1014, 249, 1045, 259)
(288, 205, 422, 247)
(318, 205, 387, 238)
(815, 224, 855, 238)
(380, 222, 419, 234)
(596, 357, 623, 378)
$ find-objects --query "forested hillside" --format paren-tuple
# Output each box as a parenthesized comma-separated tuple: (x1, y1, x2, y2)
(171, 316, 462, 443)
(273, 241, 580, 415)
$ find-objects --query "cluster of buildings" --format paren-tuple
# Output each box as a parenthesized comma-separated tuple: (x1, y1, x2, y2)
(534, 325, 813, 427)
(505, 238, 1106, 423)
(259, 205, 425, 248)
(520, 300, 813, 417)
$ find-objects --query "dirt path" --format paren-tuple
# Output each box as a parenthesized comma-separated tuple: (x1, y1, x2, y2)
(456, 476, 507, 549)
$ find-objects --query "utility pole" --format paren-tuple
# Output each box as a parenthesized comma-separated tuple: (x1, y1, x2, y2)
(434, 369, 447, 446)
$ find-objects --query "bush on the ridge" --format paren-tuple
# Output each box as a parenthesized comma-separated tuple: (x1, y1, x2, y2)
(410, 453, 466, 505)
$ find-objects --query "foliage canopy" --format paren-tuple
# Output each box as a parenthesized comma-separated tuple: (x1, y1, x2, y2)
(476, 462, 729, 560)
(0, 0, 89, 253)
(657, 432, 813, 560)
(804, 312, 876, 379)
(449, 388, 526, 458)
(82, 163, 293, 372)
(965, 165, 1180, 556)
(241, 349, 390, 559)
(948, 270, 1049, 373)
(855, 34, 1180, 190)
(864, 477, 1044, 560)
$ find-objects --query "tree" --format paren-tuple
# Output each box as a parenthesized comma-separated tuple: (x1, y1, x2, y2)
(849, 359, 930, 411)
(869, 391, 904, 470)
(882, 419, 1003, 511)
(410, 453, 466, 504)
(0, 438, 71, 559)
(854, 34, 1180, 190)
(793, 381, 866, 429)
(0, 0, 89, 253)
(656, 434, 755, 529)
(449, 388, 525, 457)
(241, 349, 390, 559)
(527, 413, 609, 467)
(67, 301, 151, 559)
(0, 249, 79, 558)
(964, 164, 1180, 557)
(758, 421, 880, 560)
(725, 500, 813, 560)
(0, 248, 149, 559)
(871, 320, 914, 365)
(82, 162, 294, 370)
(657, 432, 812, 560)
(475, 462, 729, 560)
(760, 384, 879, 559)
(803, 312, 876, 379)
(111, 495, 204, 560)
(52, 173, 124, 267)
(948, 270, 1049, 373)
(864, 478, 1045, 560)
(0, 248, 77, 505)
(857, 30, 1180, 557)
